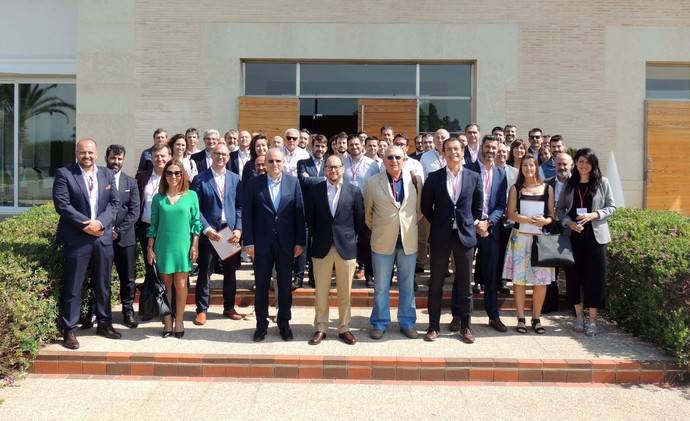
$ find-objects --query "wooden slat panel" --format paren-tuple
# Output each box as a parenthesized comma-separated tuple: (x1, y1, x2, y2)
(646, 100, 690, 214)
(357, 99, 417, 147)
(238, 97, 298, 139)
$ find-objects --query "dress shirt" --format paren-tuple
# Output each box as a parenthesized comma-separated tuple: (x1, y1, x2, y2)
(326, 179, 343, 217)
(212, 167, 227, 224)
(479, 161, 494, 219)
(555, 177, 566, 202)
(205, 150, 213, 169)
(541, 158, 556, 179)
(344, 155, 374, 190)
(238, 149, 251, 177)
(267, 174, 282, 210)
(113, 170, 121, 191)
(282, 147, 310, 177)
(80, 165, 99, 220)
(420, 149, 446, 179)
(182, 156, 198, 179)
(467, 144, 480, 163)
(141, 172, 161, 223)
(311, 156, 324, 176)
(446, 167, 462, 229)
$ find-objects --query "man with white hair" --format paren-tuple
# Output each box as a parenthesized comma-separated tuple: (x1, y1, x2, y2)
(191, 129, 221, 172)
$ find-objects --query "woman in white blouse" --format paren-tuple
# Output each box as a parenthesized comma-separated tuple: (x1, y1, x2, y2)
(169, 133, 198, 180)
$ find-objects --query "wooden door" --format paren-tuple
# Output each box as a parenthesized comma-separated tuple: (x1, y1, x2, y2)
(357, 99, 417, 140)
(645, 100, 690, 214)
(238, 97, 298, 138)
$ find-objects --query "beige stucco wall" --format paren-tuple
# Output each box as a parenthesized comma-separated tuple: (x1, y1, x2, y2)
(75, 0, 690, 207)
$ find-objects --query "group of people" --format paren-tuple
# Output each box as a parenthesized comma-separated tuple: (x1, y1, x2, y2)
(52, 122, 615, 350)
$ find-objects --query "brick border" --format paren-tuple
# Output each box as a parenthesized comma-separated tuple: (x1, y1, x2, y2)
(31, 351, 686, 385)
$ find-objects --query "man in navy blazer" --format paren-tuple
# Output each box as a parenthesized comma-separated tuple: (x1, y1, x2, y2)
(465, 135, 508, 333)
(421, 138, 483, 343)
(52, 138, 122, 350)
(190, 144, 243, 325)
(106, 144, 140, 329)
(305, 155, 364, 345)
(243, 148, 306, 342)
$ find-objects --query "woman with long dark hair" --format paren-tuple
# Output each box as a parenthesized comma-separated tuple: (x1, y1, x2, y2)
(168, 133, 198, 179)
(240, 134, 269, 186)
(506, 138, 528, 170)
(556, 148, 616, 336)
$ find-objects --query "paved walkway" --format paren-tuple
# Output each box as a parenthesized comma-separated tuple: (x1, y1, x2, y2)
(1, 376, 689, 420)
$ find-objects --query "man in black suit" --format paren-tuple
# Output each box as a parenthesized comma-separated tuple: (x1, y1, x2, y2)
(105, 144, 140, 328)
(229, 130, 252, 177)
(305, 155, 364, 345)
(244, 148, 306, 342)
(421, 138, 483, 343)
(191, 129, 220, 173)
(52, 138, 122, 349)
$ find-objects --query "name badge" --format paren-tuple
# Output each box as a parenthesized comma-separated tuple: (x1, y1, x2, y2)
(576, 207, 587, 216)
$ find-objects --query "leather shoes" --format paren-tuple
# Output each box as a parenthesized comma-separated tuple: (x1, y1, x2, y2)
(253, 329, 267, 342)
(338, 331, 357, 345)
(308, 331, 326, 345)
(223, 308, 243, 320)
(424, 328, 439, 342)
(460, 327, 476, 344)
(472, 284, 482, 294)
(96, 325, 122, 339)
(123, 311, 138, 329)
(63, 330, 79, 350)
(291, 278, 303, 290)
(415, 264, 425, 274)
(365, 276, 374, 288)
(79, 314, 95, 329)
(489, 317, 508, 333)
(279, 327, 294, 341)
(449, 316, 461, 332)
(400, 328, 419, 339)
(194, 312, 207, 325)
(499, 281, 511, 295)
(369, 329, 384, 340)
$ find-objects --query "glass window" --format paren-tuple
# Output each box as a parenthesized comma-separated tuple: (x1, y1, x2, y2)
(18, 83, 76, 206)
(299, 98, 358, 138)
(300, 64, 416, 96)
(420, 64, 472, 97)
(419, 99, 471, 134)
(646, 65, 690, 100)
(0, 84, 14, 206)
(244, 62, 296, 95)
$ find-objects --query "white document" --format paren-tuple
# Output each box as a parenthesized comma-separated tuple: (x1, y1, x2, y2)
(518, 200, 544, 235)
(210, 227, 242, 260)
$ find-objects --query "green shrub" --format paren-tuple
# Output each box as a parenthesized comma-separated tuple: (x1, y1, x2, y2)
(607, 208, 690, 365)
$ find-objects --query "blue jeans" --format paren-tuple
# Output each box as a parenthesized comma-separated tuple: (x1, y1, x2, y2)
(370, 248, 417, 331)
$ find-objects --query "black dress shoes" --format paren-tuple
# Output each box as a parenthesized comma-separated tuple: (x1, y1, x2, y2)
(472, 284, 482, 294)
(279, 327, 294, 341)
(365, 275, 374, 288)
(79, 314, 96, 329)
(291, 278, 303, 290)
(489, 317, 508, 333)
(123, 311, 139, 329)
(499, 281, 512, 295)
(63, 330, 80, 350)
(449, 316, 461, 332)
(96, 325, 122, 339)
(253, 329, 267, 342)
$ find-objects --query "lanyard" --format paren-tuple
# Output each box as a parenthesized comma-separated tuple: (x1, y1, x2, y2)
(349, 156, 362, 182)
(577, 185, 589, 208)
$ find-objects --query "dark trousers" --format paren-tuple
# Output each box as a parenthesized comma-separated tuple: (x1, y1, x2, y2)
(568, 234, 607, 309)
(196, 235, 239, 313)
(357, 226, 374, 279)
(113, 242, 137, 313)
(428, 232, 474, 331)
(61, 242, 113, 332)
(497, 223, 512, 280)
(254, 240, 293, 331)
(476, 230, 500, 319)
(135, 222, 154, 285)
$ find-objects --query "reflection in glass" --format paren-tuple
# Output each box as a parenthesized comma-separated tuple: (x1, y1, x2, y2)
(646, 65, 690, 100)
(301, 64, 416, 96)
(245, 62, 296, 95)
(420, 64, 472, 97)
(19, 84, 76, 206)
(419, 99, 471, 134)
(0, 84, 14, 206)
(299, 98, 357, 138)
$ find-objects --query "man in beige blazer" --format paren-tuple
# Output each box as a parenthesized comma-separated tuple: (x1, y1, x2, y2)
(364, 145, 423, 340)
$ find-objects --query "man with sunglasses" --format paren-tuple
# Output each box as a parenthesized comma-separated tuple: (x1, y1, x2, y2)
(364, 145, 423, 340)
(527, 128, 544, 159)
(244, 148, 306, 342)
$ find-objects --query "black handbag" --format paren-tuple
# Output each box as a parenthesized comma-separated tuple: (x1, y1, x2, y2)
(138, 263, 172, 320)
(531, 226, 575, 268)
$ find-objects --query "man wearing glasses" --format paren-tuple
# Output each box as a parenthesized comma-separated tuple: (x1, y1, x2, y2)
(364, 145, 423, 340)
(527, 128, 544, 159)
(244, 148, 306, 342)
(306, 155, 364, 345)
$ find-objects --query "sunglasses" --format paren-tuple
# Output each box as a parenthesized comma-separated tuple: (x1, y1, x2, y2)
(165, 170, 182, 177)
(286, 136, 298, 141)
(529, 135, 542, 139)
(386, 155, 403, 161)
(267, 159, 282, 164)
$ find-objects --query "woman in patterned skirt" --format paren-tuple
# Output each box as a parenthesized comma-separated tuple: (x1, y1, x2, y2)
(502, 155, 556, 334)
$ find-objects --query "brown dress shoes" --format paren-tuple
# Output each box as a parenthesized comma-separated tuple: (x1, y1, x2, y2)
(309, 331, 326, 345)
(194, 312, 207, 325)
(63, 330, 79, 350)
(449, 316, 461, 332)
(459, 327, 475, 344)
(338, 331, 357, 345)
(424, 328, 439, 342)
(223, 308, 243, 320)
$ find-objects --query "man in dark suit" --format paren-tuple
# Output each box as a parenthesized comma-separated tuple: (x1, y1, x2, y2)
(191, 129, 220, 173)
(52, 138, 122, 350)
(243, 148, 306, 342)
(465, 135, 508, 333)
(137, 128, 167, 173)
(421, 138, 483, 343)
(228, 130, 252, 177)
(305, 155, 364, 345)
(190, 144, 243, 325)
(105, 144, 140, 328)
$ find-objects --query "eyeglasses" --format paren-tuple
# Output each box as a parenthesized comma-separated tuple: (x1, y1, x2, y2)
(267, 159, 282, 164)
(386, 155, 403, 161)
(165, 170, 182, 177)
(325, 165, 342, 171)
(286, 136, 298, 141)
(213, 152, 229, 157)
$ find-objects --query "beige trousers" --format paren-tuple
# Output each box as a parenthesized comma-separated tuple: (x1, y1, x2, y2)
(311, 246, 356, 333)
(416, 216, 430, 267)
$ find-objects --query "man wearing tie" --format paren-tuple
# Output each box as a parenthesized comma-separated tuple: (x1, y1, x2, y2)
(305, 155, 364, 345)
(421, 138, 482, 343)
(52, 138, 122, 349)
(105, 144, 140, 329)
(244, 148, 306, 342)
(190, 144, 243, 324)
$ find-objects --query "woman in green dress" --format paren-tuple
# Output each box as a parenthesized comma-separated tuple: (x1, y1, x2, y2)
(147, 159, 201, 338)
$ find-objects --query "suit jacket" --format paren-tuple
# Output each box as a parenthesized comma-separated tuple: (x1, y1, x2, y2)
(556, 177, 616, 244)
(113, 172, 140, 247)
(135, 168, 154, 219)
(296, 157, 325, 198)
(191, 150, 211, 173)
(244, 173, 306, 256)
(364, 170, 422, 255)
(137, 147, 152, 173)
(190, 168, 242, 233)
(53, 163, 120, 247)
(421, 167, 483, 249)
(464, 160, 508, 227)
(306, 181, 364, 260)
(241, 160, 257, 186)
